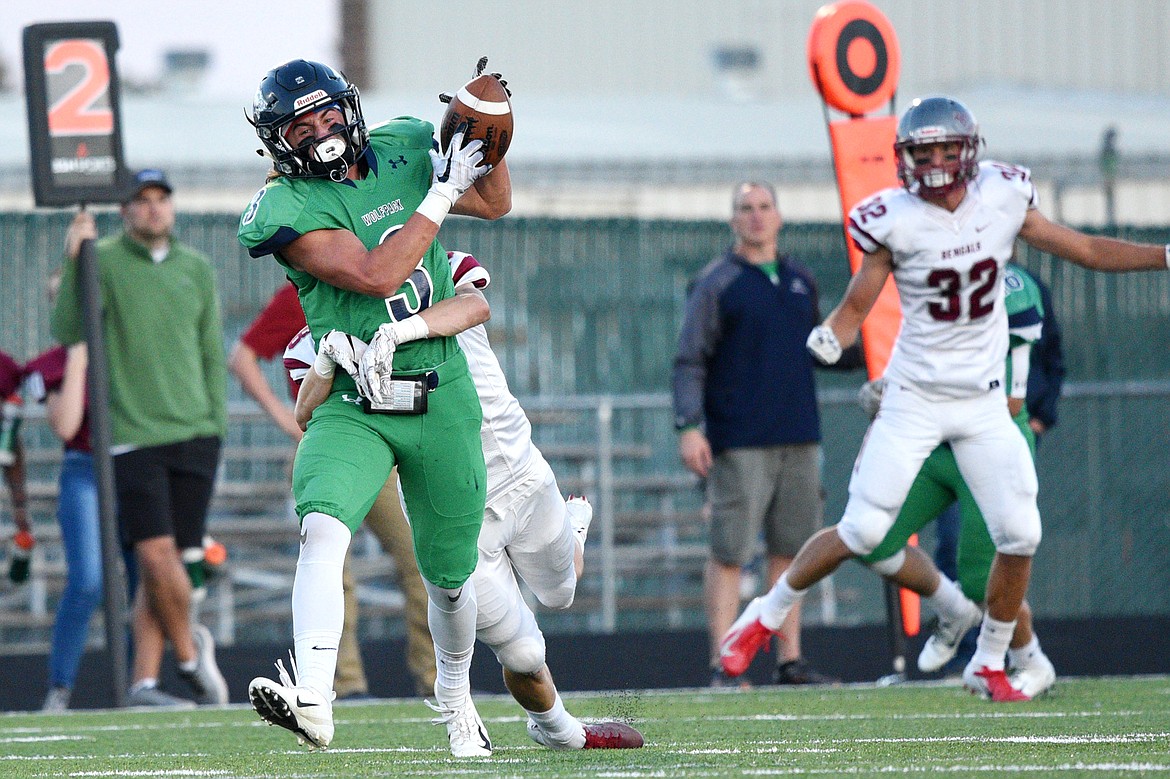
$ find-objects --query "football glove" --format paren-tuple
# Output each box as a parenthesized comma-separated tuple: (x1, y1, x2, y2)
(359, 322, 406, 405)
(428, 126, 491, 206)
(317, 330, 366, 377)
(439, 56, 511, 103)
(857, 378, 886, 419)
(317, 330, 370, 396)
(806, 325, 843, 365)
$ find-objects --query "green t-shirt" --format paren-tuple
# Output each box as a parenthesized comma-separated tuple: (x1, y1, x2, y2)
(50, 233, 227, 447)
(237, 117, 458, 376)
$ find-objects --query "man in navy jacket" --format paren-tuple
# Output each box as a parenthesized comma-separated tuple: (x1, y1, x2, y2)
(673, 181, 861, 687)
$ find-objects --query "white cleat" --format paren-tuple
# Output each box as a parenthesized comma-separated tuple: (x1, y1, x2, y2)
(527, 718, 586, 750)
(179, 623, 229, 705)
(249, 654, 335, 749)
(1011, 654, 1057, 698)
(528, 717, 645, 750)
(427, 694, 492, 757)
(917, 599, 983, 673)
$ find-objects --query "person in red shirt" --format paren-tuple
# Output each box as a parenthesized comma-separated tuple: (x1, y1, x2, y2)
(229, 284, 436, 697)
(0, 349, 30, 572)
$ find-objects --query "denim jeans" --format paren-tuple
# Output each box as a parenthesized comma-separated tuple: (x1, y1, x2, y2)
(48, 450, 102, 689)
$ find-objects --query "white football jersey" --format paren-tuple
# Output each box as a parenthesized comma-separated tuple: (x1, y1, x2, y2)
(283, 251, 545, 507)
(848, 161, 1038, 400)
(447, 252, 547, 507)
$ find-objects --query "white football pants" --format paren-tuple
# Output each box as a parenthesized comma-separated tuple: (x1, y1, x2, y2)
(838, 381, 1040, 558)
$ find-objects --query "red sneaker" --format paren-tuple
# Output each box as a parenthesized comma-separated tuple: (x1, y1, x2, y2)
(963, 664, 1031, 702)
(583, 722, 644, 749)
(719, 597, 780, 678)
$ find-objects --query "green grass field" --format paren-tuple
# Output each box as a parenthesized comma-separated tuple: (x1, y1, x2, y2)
(2, 676, 1168, 778)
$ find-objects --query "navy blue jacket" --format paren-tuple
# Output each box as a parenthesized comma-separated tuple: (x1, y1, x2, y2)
(672, 250, 831, 454)
(1025, 275, 1065, 432)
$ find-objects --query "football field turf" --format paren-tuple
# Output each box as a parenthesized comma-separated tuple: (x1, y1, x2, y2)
(2, 676, 1167, 777)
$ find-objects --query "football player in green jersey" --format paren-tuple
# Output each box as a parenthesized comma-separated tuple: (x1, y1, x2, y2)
(238, 59, 509, 756)
(858, 264, 1056, 698)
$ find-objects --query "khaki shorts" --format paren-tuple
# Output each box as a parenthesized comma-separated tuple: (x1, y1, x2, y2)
(707, 443, 824, 566)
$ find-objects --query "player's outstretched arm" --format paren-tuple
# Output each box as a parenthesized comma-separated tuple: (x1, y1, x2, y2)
(1019, 209, 1169, 272)
(453, 159, 511, 219)
(825, 247, 894, 348)
(420, 283, 490, 336)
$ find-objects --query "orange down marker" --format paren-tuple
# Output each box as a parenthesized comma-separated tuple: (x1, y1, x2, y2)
(808, 0, 919, 637)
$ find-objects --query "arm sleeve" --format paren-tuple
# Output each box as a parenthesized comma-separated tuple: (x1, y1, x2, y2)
(448, 251, 490, 289)
(282, 327, 315, 388)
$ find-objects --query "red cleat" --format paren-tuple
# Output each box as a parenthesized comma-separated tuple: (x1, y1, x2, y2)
(963, 664, 1031, 702)
(719, 597, 780, 678)
(583, 721, 644, 749)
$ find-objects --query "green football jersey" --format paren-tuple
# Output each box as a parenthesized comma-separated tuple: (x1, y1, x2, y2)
(1004, 263, 1044, 422)
(238, 117, 457, 374)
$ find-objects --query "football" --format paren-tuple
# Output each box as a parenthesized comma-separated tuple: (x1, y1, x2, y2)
(439, 74, 513, 167)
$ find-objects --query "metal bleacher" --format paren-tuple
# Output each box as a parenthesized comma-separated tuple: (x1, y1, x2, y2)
(0, 395, 710, 654)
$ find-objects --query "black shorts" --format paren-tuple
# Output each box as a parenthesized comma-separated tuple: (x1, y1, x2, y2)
(113, 436, 221, 549)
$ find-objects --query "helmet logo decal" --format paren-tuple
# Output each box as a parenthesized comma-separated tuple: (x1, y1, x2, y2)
(894, 96, 982, 197)
(294, 89, 329, 110)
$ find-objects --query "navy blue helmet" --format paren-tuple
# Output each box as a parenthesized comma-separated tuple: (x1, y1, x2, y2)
(249, 59, 369, 180)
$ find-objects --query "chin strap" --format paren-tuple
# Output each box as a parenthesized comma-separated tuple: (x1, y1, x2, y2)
(327, 160, 349, 182)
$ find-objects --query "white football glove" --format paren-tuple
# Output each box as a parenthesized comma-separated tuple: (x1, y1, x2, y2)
(318, 331, 367, 377)
(806, 324, 843, 365)
(428, 126, 491, 206)
(359, 322, 406, 405)
(317, 330, 371, 396)
(857, 377, 886, 419)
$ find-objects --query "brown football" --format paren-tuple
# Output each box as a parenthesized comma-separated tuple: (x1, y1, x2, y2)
(439, 74, 513, 167)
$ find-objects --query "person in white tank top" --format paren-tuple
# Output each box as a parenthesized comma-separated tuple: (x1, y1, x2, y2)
(719, 95, 1170, 702)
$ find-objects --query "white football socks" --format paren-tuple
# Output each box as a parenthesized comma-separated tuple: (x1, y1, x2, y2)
(971, 613, 1016, 672)
(425, 578, 479, 709)
(527, 693, 586, 749)
(1008, 635, 1044, 670)
(291, 512, 351, 699)
(758, 571, 802, 630)
(926, 573, 971, 618)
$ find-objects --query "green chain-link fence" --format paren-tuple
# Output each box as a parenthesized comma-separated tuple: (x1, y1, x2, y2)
(1, 211, 1166, 627)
